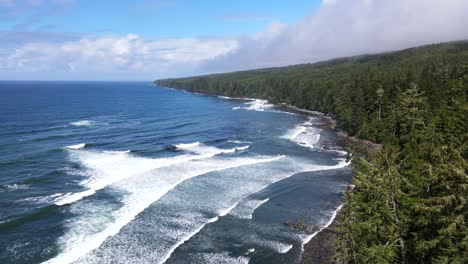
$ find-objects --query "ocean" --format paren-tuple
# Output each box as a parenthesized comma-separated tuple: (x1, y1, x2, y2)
(0, 81, 351, 264)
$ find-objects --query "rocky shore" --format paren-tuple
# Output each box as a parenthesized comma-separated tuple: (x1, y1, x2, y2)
(283, 220, 338, 264)
(277, 104, 380, 264)
(300, 222, 339, 264)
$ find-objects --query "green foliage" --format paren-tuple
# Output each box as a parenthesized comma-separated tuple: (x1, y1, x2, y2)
(336, 148, 403, 264)
(154, 41, 468, 263)
(155, 41, 468, 145)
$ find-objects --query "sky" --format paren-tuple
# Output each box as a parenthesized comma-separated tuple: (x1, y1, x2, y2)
(0, 0, 467, 80)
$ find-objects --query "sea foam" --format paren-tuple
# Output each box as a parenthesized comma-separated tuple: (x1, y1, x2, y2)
(229, 198, 270, 219)
(282, 118, 321, 149)
(48, 141, 350, 264)
(156, 156, 351, 261)
(57, 154, 350, 264)
(56, 143, 248, 206)
(1, 183, 30, 192)
(45, 154, 282, 264)
(174, 141, 200, 149)
(66, 143, 86, 150)
(70, 120, 94, 127)
(234, 99, 274, 112)
(194, 252, 250, 264)
(175, 142, 249, 155)
(158, 216, 220, 264)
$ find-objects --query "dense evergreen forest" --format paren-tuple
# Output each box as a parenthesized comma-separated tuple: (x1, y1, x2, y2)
(155, 41, 468, 263)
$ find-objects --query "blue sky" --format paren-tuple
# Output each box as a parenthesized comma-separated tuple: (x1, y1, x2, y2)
(1, 0, 321, 38)
(1, 0, 467, 80)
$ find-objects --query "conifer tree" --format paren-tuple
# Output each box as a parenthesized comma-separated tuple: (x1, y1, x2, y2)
(404, 68, 468, 264)
(336, 148, 404, 263)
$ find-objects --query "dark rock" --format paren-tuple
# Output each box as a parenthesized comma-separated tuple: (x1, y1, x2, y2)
(283, 221, 321, 234)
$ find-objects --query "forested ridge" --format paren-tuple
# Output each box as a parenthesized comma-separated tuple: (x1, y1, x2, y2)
(155, 41, 468, 263)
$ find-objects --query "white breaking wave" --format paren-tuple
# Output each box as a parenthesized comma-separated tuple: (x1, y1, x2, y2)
(260, 241, 293, 254)
(158, 216, 220, 264)
(70, 120, 109, 127)
(45, 155, 283, 264)
(241, 99, 274, 112)
(229, 198, 270, 219)
(282, 118, 321, 149)
(66, 143, 86, 150)
(244, 99, 274, 111)
(70, 120, 94, 127)
(246, 248, 255, 254)
(217, 201, 241, 217)
(174, 142, 200, 149)
(232, 99, 300, 115)
(55, 143, 247, 206)
(283, 118, 349, 156)
(20, 193, 64, 204)
(175, 142, 249, 155)
(235, 146, 250, 151)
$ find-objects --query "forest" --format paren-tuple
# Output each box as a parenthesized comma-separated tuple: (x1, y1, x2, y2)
(155, 41, 468, 263)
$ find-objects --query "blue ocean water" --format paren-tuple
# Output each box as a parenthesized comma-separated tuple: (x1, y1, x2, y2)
(0, 81, 351, 264)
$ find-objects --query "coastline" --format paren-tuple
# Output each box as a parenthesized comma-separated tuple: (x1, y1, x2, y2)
(289, 106, 379, 264)
(242, 100, 379, 263)
(155, 86, 378, 263)
(299, 217, 340, 264)
(292, 113, 380, 264)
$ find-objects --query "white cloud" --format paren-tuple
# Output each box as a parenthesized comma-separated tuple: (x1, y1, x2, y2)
(0, 34, 238, 79)
(201, 0, 468, 73)
(1, 0, 467, 80)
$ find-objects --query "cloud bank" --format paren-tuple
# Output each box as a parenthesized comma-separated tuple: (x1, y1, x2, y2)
(1, 0, 467, 80)
(202, 0, 468, 73)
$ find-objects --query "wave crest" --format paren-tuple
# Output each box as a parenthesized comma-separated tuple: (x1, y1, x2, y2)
(70, 120, 94, 127)
(66, 143, 86, 150)
(282, 118, 321, 149)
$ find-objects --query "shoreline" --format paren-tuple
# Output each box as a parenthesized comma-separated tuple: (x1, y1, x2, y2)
(155, 86, 378, 263)
(299, 217, 340, 264)
(265, 101, 380, 263)
(287, 110, 379, 263)
(285, 105, 379, 264)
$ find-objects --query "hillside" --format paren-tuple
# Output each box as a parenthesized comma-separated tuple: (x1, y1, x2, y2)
(155, 41, 467, 143)
(155, 41, 468, 263)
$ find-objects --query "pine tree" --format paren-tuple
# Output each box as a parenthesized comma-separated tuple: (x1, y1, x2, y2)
(404, 68, 468, 264)
(336, 148, 404, 263)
